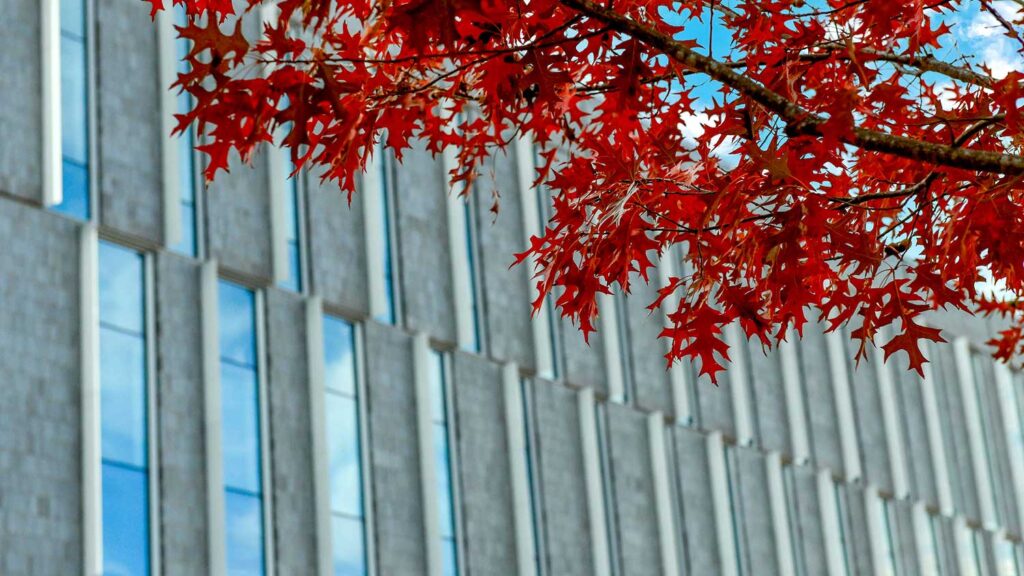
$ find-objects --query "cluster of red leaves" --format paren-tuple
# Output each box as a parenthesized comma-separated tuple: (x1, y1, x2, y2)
(149, 0, 1024, 382)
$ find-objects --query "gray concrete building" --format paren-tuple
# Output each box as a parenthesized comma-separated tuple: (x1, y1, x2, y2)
(2, 1, 1024, 575)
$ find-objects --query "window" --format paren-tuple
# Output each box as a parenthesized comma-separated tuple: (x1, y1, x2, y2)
(518, 141, 560, 379)
(723, 446, 746, 575)
(169, 3, 199, 256)
(783, 466, 807, 576)
(429, 351, 460, 576)
(322, 316, 368, 576)
(99, 242, 151, 575)
(279, 150, 304, 292)
(519, 378, 546, 575)
(366, 149, 399, 324)
(56, 0, 90, 219)
(218, 282, 266, 575)
(970, 354, 1003, 526)
(594, 403, 622, 575)
(912, 504, 941, 576)
(459, 197, 482, 352)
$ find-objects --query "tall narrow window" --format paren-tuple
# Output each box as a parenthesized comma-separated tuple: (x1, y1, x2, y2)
(280, 150, 304, 292)
(723, 446, 746, 575)
(366, 150, 399, 324)
(429, 351, 460, 575)
(460, 198, 482, 352)
(880, 500, 901, 576)
(594, 404, 623, 575)
(783, 466, 807, 576)
(520, 378, 546, 575)
(218, 282, 266, 575)
(56, 0, 90, 219)
(322, 316, 368, 576)
(169, 4, 199, 256)
(517, 140, 561, 379)
(970, 355, 1004, 526)
(99, 242, 151, 574)
(834, 483, 854, 576)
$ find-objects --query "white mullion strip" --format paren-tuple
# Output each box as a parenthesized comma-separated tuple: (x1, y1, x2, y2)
(993, 361, 1024, 533)
(873, 342, 909, 499)
(657, 251, 691, 424)
(414, 332, 442, 576)
(864, 485, 890, 576)
(42, 0, 63, 206)
(920, 342, 954, 515)
(144, 254, 162, 576)
(765, 452, 796, 576)
(256, 291, 276, 576)
(354, 323, 377, 576)
(363, 149, 388, 319)
(514, 137, 556, 379)
(504, 363, 538, 576)
(725, 323, 754, 445)
(80, 225, 102, 576)
(647, 412, 680, 576)
(200, 261, 226, 576)
(953, 516, 977, 576)
(156, 8, 181, 247)
(780, 332, 810, 464)
(819, 471, 846, 576)
(825, 331, 861, 482)
(579, 387, 612, 576)
(598, 293, 626, 402)
(953, 337, 998, 529)
(444, 145, 475, 351)
(305, 298, 332, 576)
(707, 432, 739, 576)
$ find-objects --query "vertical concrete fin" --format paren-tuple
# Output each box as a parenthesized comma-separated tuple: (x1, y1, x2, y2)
(414, 332, 442, 576)
(156, 8, 180, 247)
(579, 387, 612, 576)
(648, 412, 680, 576)
(201, 260, 226, 576)
(80, 225, 101, 576)
(42, 0, 63, 206)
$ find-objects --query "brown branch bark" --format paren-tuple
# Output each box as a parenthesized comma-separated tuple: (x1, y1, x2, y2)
(557, 0, 1024, 175)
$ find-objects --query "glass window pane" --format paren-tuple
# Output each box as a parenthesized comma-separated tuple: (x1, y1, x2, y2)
(435, 423, 455, 539)
(225, 490, 265, 576)
(221, 364, 261, 493)
(99, 242, 145, 333)
(177, 128, 195, 201)
(102, 463, 150, 576)
(60, 37, 88, 165)
(442, 537, 459, 576)
(219, 282, 256, 367)
(375, 169, 396, 325)
(100, 328, 147, 467)
(281, 241, 301, 292)
(323, 317, 356, 396)
(327, 393, 363, 517)
(332, 515, 367, 576)
(58, 159, 90, 220)
(60, 0, 85, 38)
(285, 178, 299, 241)
(429, 352, 446, 423)
(173, 202, 197, 257)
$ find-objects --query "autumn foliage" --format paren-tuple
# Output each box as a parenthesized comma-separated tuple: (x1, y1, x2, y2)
(148, 0, 1024, 381)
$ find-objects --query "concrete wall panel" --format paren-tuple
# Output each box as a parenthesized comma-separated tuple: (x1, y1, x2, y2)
(798, 322, 844, 473)
(307, 167, 369, 316)
(364, 322, 427, 574)
(97, 0, 163, 245)
(0, 201, 81, 573)
(606, 404, 661, 576)
(155, 252, 209, 575)
(451, 351, 518, 575)
(0, 0, 43, 202)
(672, 427, 720, 575)
(264, 289, 317, 573)
(530, 379, 594, 575)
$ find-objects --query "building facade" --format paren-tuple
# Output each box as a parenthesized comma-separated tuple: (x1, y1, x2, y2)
(2, 0, 1024, 575)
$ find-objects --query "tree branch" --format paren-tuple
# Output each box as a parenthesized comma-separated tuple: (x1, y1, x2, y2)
(557, 0, 1024, 175)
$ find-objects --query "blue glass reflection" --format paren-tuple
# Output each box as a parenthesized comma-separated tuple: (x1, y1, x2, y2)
(434, 424, 455, 539)
(326, 394, 362, 517)
(60, 0, 85, 37)
(99, 243, 145, 333)
(55, 160, 90, 220)
(332, 515, 367, 576)
(100, 328, 147, 467)
(225, 490, 266, 576)
(56, 0, 90, 221)
(323, 317, 356, 396)
(102, 463, 150, 576)
(221, 363, 261, 493)
(462, 202, 480, 352)
(442, 537, 459, 576)
(219, 282, 257, 366)
(375, 160, 396, 324)
(429, 352, 446, 424)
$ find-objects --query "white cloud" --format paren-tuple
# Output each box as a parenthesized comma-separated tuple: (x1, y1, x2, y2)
(956, 1, 1023, 79)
